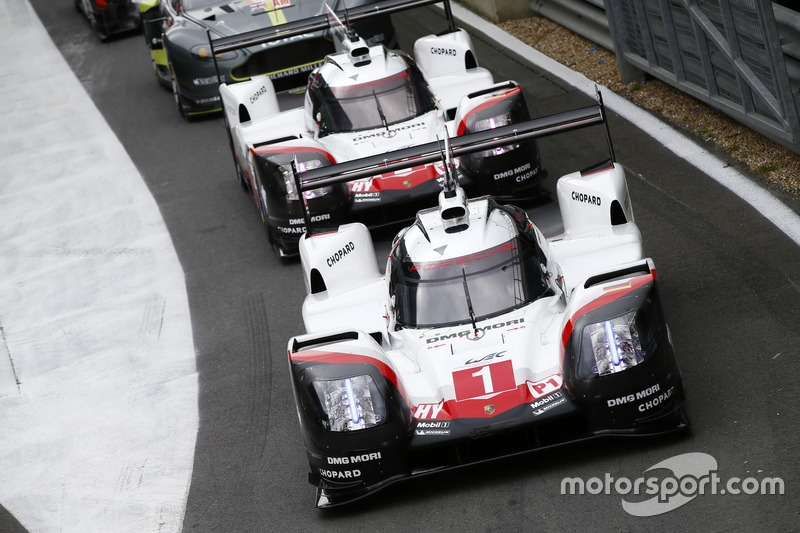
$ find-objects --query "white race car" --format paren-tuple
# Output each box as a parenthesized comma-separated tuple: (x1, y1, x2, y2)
(286, 101, 688, 508)
(216, 0, 545, 256)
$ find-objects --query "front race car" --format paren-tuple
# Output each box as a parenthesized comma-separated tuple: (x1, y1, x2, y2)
(287, 198, 687, 508)
(286, 104, 688, 508)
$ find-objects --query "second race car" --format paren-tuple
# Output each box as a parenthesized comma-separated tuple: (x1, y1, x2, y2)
(218, 0, 545, 256)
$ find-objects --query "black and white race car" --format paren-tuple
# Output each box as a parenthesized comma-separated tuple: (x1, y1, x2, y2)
(286, 101, 688, 508)
(216, 0, 544, 256)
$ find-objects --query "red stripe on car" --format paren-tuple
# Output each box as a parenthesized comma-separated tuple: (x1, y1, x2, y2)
(456, 85, 521, 136)
(559, 270, 656, 365)
(252, 145, 337, 163)
(289, 349, 409, 402)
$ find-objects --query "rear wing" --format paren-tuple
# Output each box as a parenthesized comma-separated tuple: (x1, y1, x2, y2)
(210, 0, 456, 54)
(293, 91, 616, 233)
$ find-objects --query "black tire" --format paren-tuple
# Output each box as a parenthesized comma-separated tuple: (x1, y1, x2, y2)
(168, 60, 190, 119)
(258, 185, 275, 246)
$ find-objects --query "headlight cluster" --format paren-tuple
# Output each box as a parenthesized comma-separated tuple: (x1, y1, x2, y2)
(473, 111, 518, 157)
(281, 160, 331, 200)
(190, 45, 237, 61)
(582, 310, 646, 377)
(312, 375, 388, 432)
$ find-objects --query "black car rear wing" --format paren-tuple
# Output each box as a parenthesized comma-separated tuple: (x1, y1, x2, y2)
(210, 0, 456, 54)
(293, 91, 616, 233)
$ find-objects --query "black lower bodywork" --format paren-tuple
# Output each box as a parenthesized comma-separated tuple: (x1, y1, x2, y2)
(289, 278, 688, 508)
(256, 140, 547, 257)
(458, 82, 547, 201)
(460, 143, 547, 201)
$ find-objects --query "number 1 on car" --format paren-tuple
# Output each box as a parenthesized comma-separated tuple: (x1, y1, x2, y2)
(453, 360, 516, 401)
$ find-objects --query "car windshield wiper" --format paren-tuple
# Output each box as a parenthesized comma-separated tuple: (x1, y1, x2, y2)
(461, 267, 478, 336)
(372, 90, 388, 131)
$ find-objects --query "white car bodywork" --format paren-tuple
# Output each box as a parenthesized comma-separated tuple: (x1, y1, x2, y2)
(284, 103, 687, 507)
(294, 164, 644, 401)
(219, 28, 500, 189)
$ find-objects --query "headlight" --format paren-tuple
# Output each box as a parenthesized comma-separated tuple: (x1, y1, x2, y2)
(580, 310, 648, 378)
(474, 112, 512, 131)
(312, 375, 388, 431)
(190, 45, 238, 61)
(282, 160, 331, 200)
(473, 111, 518, 157)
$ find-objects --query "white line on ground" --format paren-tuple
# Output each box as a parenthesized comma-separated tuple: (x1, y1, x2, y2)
(0, 2, 198, 532)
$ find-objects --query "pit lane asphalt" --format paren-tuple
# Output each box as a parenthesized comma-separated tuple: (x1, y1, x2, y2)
(10, 1, 800, 531)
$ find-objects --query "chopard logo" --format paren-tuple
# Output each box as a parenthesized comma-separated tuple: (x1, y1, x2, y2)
(327, 242, 354, 267)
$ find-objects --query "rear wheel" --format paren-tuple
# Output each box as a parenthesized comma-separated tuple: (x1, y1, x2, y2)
(140, 10, 171, 88)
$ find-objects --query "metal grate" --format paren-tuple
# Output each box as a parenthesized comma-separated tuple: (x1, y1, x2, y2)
(603, 0, 800, 146)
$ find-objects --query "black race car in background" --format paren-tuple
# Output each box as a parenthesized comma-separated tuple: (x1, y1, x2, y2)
(139, 0, 395, 118)
(75, 0, 141, 41)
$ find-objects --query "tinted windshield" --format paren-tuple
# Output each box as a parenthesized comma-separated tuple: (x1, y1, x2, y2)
(309, 57, 436, 135)
(180, 0, 223, 10)
(390, 237, 549, 329)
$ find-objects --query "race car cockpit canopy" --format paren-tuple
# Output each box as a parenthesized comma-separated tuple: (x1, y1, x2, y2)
(388, 200, 552, 329)
(306, 50, 437, 137)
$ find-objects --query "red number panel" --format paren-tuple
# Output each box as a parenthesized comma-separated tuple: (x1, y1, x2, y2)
(452, 360, 516, 401)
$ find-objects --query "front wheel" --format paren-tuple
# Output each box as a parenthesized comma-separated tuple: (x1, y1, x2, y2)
(146, 44, 161, 84)
(258, 184, 275, 245)
(168, 60, 190, 119)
